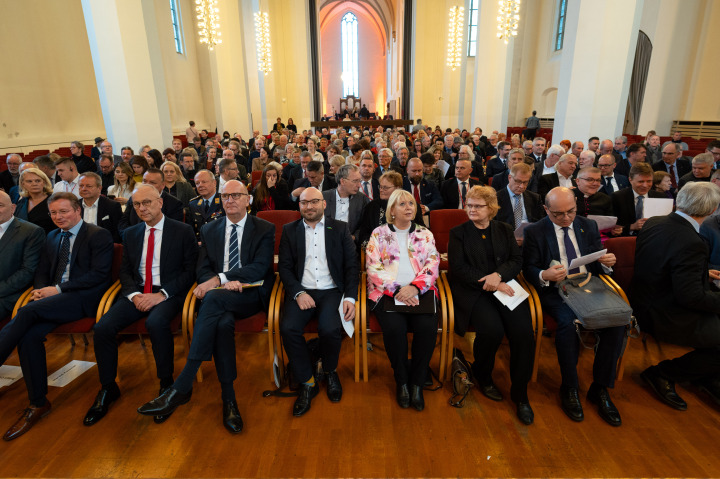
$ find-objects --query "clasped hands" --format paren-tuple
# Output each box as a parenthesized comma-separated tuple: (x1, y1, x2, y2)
(132, 292, 165, 312)
(194, 276, 243, 300)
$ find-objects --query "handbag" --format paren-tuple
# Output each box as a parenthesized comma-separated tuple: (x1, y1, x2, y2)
(382, 290, 436, 314)
(448, 348, 475, 408)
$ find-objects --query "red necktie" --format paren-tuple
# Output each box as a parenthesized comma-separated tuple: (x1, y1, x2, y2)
(669, 164, 677, 189)
(144, 228, 155, 294)
(413, 184, 421, 205)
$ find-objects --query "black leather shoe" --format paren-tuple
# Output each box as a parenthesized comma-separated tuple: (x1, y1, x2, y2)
(410, 385, 424, 411)
(326, 370, 342, 402)
(515, 401, 534, 425)
(560, 386, 584, 422)
(587, 385, 622, 427)
(223, 400, 244, 434)
(480, 382, 504, 402)
(137, 387, 192, 416)
(424, 368, 434, 387)
(641, 366, 687, 411)
(153, 386, 173, 424)
(293, 382, 320, 417)
(697, 379, 720, 407)
(83, 384, 121, 426)
(396, 384, 410, 408)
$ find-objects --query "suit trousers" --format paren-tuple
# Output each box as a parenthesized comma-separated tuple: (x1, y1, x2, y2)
(186, 288, 262, 384)
(93, 295, 185, 387)
(280, 288, 344, 383)
(373, 307, 437, 387)
(0, 293, 92, 404)
(658, 347, 720, 383)
(469, 293, 534, 402)
(541, 293, 625, 389)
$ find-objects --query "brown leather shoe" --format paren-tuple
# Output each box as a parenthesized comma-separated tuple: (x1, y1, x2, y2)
(3, 402, 52, 441)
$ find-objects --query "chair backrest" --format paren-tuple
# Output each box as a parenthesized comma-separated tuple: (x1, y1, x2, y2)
(603, 236, 636, 294)
(428, 209, 468, 254)
(251, 170, 263, 189)
(111, 243, 124, 281)
(257, 210, 302, 255)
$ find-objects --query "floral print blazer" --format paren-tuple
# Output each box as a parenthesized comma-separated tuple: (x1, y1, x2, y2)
(365, 223, 440, 303)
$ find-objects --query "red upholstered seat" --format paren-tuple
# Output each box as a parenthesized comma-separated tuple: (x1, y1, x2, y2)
(604, 236, 636, 294)
(257, 210, 301, 272)
(428, 209, 469, 270)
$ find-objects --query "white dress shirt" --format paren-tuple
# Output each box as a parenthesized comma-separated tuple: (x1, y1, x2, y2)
(220, 214, 248, 284)
(506, 185, 528, 223)
(604, 175, 619, 192)
(455, 178, 469, 209)
(301, 218, 336, 291)
(53, 176, 81, 198)
(0, 216, 14, 241)
(128, 216, 166, 300)
(361, 180, 373, 200)
(542, 161, 556, 176)
(558, 173, 573, 188)
(335, 190, 350, 223)
(83, 198, 99, 225)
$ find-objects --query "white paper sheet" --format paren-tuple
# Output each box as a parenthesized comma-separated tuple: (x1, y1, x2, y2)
(47, 360, 95, 387)
(514, 221, 531, 239)
(587, 215, 618, 231)
(568, 248, 607, 271)
(437, 160, 450, 176)
(339, 296, 354, 338)
(493, 280, 529, 311)
(0, 365, 23, 388)
(643, 198, 674, 218)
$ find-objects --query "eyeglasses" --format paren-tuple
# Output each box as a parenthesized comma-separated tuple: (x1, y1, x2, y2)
(597, 164, 614, 168)
(221, 193, 248, 201)
(466, 204, 488, 210)
(510, 179, 530, 186)
(133, 199, 158, 209)
(378, 185, 394, 191)
(299, 198, 323, 207)
(547, 207, 577, 218)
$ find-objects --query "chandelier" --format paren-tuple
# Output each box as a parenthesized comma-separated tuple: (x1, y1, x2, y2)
(446, 6, 464, 71)
(195, 0, 222, 50)
(497, 0, 520, 44)
(255, 11, 272, 75)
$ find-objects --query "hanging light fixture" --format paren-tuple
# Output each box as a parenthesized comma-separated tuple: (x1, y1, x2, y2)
(446, 6, 464, 71)
(497, 0, 521, 44)
(195, 0, 222, 50)
(255, 11, 272, 75)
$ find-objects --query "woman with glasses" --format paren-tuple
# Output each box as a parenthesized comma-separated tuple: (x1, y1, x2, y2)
(447, 185, 535, 425)
(14, 168, 56, 234)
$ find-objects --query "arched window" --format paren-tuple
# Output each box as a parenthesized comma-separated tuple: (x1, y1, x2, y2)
(341, 12, 359, 97)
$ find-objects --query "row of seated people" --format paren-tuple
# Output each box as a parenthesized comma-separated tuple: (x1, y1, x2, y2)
(2, 175, 719, 441)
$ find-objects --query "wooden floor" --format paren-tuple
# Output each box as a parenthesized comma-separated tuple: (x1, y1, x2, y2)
(0, 331, 718, 478)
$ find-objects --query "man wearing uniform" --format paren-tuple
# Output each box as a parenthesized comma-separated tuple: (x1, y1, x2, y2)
(188, 170, 224, 242)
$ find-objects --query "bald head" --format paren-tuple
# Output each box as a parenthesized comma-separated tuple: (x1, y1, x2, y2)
(0, 190, 14, 223)
(221, 179, 247, 195)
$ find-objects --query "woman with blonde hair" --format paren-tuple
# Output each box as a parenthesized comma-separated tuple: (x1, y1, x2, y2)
(14, 168, 56, 233)
(161, 161, 196, 206)
(328, 155, 346, 176)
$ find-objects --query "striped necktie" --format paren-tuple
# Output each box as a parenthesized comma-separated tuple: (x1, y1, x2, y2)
(229, 224, 240, 270)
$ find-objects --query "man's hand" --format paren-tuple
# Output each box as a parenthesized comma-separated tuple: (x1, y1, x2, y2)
(630, 218, 647, 231)
(598, 253, 616, 268)
(516, 238, 524, 247)
(420, 204, 428, 215)
(479, 272, 501, 291)
(194, 276, 221, 299)
(542, 264, 567, 282)
(296, 292, 316, 310)
(710, 269, 720, 281)
(342, 300, 355, 321)
(611, 226, 624, 236)
(31, 287, 60, 301)
(223, 281, 243, 292)
(132, 292, 165, 312)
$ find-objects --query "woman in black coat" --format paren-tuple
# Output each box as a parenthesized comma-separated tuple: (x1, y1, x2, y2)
(447, 185, 535, 425)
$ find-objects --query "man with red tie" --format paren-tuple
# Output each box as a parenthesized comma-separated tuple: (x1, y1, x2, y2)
(83, 185, 198, 426)
(440, 158, 480, 209)
(403, 157, 442, 215)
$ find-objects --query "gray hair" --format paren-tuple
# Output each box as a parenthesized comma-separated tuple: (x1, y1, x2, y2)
(379, 148, 393, 158)
(459, 145, 473, 155)
(523, 140, 533, 148)
(676, 182, 720, 217)
(615, 136, 627, 144)
(6, 153, 22, 164)
(79, 171, 102, 187)
(547, 144, 566, 157)
(692, 152, 715, 167)
(336, 163, 359, 184)
(556, 153, 577, 165)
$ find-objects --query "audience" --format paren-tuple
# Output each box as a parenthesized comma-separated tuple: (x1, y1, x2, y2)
(14, 168, 56, 234)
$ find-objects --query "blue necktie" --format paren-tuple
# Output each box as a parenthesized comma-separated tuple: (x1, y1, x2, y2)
(635, 195, 645, 221)
(54, 231, 72, 285)
(228, 224, 240, 270)
(562, 226, 580, 274)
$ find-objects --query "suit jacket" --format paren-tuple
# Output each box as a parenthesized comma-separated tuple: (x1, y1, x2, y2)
(118, 218, 198, 298)
(278, 217, 359, 301)
(522, 216, 604, 295)
(495, 188, 544, 227)
(443, 160, 486, 184)
(292, 176, 337, 192)
(614, 158, 633, 178)
(359, 178, 380, 201)
(82, 196, 122, 243)
(0, 218, 45, 316)
(539, 173, 577, 200)
(440, 177, 480, 209)
(574, 190, 613, 217)
(188, 193, 225, 240)
(34, 222, 114, 316)
(119, 190, 184, 235)
(403, 177, 443, 211)
(491, 170, 539, 194)
(323, 188, 369, 241)
(633, 213, 720, 347)
(700, 215, 720, 270)
(611, 188, 664, 235)
(197, 215, 276, 309)
(599, 173, 630, 196)
(678, 171, 710, 190)
(652, 159, 691, 180)
(485, 156, 507, 178)
(448, 220, 523, 335)
(0, 170, 18, 194)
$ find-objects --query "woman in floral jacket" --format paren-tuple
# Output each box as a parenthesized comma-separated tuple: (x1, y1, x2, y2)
(366, 189, 440, 411)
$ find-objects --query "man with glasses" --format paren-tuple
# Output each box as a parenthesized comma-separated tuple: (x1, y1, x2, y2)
(323, 164, 369, 242)
(496, 163, 544, 239)
(486, 141, 512, 177)
(523, 187, 624, 426)
(705, 140, 720, 170)
(85, 185, 197, 427)
(0, 154, 22, 194)
(217, 155, 247, 191)
(278, 187, 358, 417)
(119, 168, 184, 235)
(0, 192, 113, 440)
(574, 167, 613, 217)
(492, 148, 530, 192)
(597, 154, 630, 196)
(138, 181, 275, 433)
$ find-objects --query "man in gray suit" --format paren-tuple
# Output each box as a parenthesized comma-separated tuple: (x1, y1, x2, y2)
(323, 164, 369, 242)
(0, 191, 45, 319)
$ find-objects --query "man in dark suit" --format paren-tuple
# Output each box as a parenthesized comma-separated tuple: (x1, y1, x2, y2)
(1, 154, 22, 194)
(597, 154, 630, 196)
(523, 187, 624, 426)
(359, 157, 380, 201)
(376, 148, 404, 177)
(574, 167, 613, 217)
(97, 155, 115, 195)
(441, 159, 480, 209)
(84, 185, 198, 427)
(529, 137, 547, 164)
(78, 172, 122, 243)
(323, 164, 369, 241)
(0, 192, 113, 440)
(0, 191, 45, 318)
(486, 141, 511, 177)
(188, 170, 224, 241)
(538, 153, 578, 201)
(447, 145, 485, 183)
(279, 187, 358, 417)
(495, 163, 543, 236)
(119, 168, 184, 235)
(614, 143, 646, 178)
(492, 149, 529, 192)
(285, 151, 312, 186)
(679, 153, 713, 190)
(403, 157, 443, 215)
(611, 163, 664, 236)
(653, 143, 691, 193)
(634, 182, 720, 410)
(291, 160, 337, 201)
(137, 180, 274, 433)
